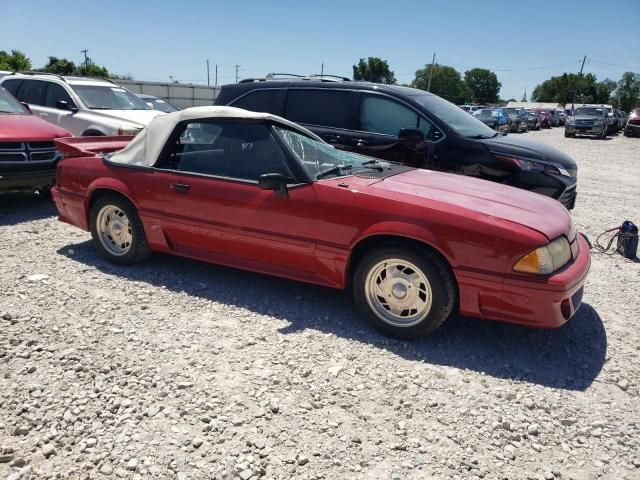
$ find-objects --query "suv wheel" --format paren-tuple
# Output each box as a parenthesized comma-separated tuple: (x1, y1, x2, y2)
(353, 245, 455, 339)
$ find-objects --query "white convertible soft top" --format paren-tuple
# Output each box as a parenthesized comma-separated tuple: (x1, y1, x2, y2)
(108, 106, 320, 167)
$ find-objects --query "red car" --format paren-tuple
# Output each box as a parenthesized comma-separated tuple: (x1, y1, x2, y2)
(534, 109, 552, 129)
(51, 107, 590, 338)
(0, 86, 71, 194)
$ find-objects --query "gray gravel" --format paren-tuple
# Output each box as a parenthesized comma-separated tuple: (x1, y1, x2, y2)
(1, 128, 639, 480)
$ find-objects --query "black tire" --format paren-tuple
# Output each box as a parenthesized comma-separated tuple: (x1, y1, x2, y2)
(89, 193, 151, 265)
(601, 130, 607, 140)
(82, 130, 105, 137)
(353, 245, 456, 339)
(564, 131, 570, 138)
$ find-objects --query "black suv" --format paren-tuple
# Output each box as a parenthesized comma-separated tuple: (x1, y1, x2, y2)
(215, 76, 578, 209)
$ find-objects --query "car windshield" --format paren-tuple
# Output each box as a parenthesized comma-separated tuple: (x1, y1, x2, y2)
(503, 108, 519, 116)
(72, 84, 151, 110)
(275, 127, 390, 180)
(148, 98, 177, 113)
(475, 109, 495, 119)
(576, 107, 604, 116)
(0, 87, 28, 114)
(409, 92, 496, 139)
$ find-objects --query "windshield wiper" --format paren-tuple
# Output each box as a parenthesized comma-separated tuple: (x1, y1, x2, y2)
(316, 164, 353, 179)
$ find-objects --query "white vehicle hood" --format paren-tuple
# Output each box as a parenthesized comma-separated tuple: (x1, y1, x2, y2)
(109, 106, 321, 167)
(88, 109, 165, 127)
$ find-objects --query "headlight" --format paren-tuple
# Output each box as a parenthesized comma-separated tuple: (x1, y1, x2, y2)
(567, 119, 575, 126)
(493, 155, 562, 175)
(117, 125, 143, 136)
(513, 236, 572, 275)
(594, 119, 604, 126)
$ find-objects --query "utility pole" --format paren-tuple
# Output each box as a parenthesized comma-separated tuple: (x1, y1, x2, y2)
(81, 49, 89, 71)
(426, 52, 436, 92)
(206, 59, 210, 86)
(215, 64, 218, 88)
(572, 55, 587, 110)
(235, 64, 240, 83)
(321, 62, 324, 76)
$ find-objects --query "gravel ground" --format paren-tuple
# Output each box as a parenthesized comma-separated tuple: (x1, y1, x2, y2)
(1, 127, 639, 480)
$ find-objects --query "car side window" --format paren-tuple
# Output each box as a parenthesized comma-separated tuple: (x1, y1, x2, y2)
(359, 95, 419, 136)
(2, 79, 24, 98)
(45, 83, 76, 109)
(20, 80, 48, 106)
(284, 89, 353, 129)
(161, 121, 293, 182)
(231, 90, 281, 115)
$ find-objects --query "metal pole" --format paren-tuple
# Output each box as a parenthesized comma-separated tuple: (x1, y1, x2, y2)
(215, 65, 218, 88)
(207, 59, 210, 86)
(235, 65, 240, 83)
(572, 55, 586, 110)
(427, 52, 436, 92)
(321, 62, 324, 76)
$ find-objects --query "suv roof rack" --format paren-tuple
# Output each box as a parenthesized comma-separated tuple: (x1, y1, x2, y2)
(238, 72, 351, 83)
(12, 71, 68, 82)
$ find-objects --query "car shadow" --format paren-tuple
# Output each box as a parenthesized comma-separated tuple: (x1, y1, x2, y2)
(57, 241, 607, 391)
(0, 193, 56, 226)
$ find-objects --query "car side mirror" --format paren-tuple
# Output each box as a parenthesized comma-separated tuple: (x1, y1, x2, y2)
(258, 173, 289, 198)
(398, 127, 425, 149)
(55, 100, 78, 112)
(21, 102, 32, 114)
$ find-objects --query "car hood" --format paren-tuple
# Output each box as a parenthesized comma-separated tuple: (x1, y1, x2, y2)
(84, 109, 164, 127)
(478, 134, 576, 168)
(0, 114, 71, 141)
(369, 169, 571, 240)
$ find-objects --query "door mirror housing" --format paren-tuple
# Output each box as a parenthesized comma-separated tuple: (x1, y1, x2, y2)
(398, 127, 425, 149)
(258, 173, 289, 198)
(55, 100, 78, 112)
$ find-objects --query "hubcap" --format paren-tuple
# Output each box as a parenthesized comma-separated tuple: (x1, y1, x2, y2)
(96, 205, 132, 256)
(364, 259, 433, 328)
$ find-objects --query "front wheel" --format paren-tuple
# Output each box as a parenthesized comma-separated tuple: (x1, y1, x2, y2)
(90, 194, 151, 265)
(353, 246, 456, 339)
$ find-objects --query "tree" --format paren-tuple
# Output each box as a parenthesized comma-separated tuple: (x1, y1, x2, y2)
(41, 56, 76, 75)
(412, 64, 473, 104)
(0, 50, 32, 71)
(352, 57, 396, 84)
(463, 68, 501, 103)
(612, 72, 640, 112)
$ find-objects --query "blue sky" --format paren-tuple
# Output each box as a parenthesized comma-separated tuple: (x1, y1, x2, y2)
(2, 0, 639, 100)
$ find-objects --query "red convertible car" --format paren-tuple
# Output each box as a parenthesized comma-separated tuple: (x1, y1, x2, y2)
(52, 107, 590, 338)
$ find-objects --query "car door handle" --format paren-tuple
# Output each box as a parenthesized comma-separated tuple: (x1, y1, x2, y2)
(170, 182, 190, 193)
(39, 113, 48, 117)
(324, 134, 342, 144)
(355, 139, 369, 148)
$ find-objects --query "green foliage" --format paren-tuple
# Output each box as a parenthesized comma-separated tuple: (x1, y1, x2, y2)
(612, 72, 640, 112)
(41, 56, 76, 75)
(79, 61, 110, 79)
(0, 49, 32, 71)
(532, 73, 620, 105)
(352, 57, 396, 84)
(463, 68, 501, 103)
(412, 64, 473, 104)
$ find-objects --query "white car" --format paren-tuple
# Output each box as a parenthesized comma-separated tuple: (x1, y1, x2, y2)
(0, 74, 164, 136)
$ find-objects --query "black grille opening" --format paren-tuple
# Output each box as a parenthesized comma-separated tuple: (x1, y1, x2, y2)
(30, 152, 58, 161)
(0, 153, 26, 162)
(0, 142, 24, 150)
(28, 141, 56, 149)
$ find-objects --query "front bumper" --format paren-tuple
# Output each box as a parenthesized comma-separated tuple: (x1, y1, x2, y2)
(457, 234, 591, 328)
(565, 124, 605, 136)
(0, 167, 56, 193)
(625, 123, 640, 135)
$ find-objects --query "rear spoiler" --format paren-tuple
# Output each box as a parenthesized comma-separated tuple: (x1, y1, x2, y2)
(55, 136, 134, 159)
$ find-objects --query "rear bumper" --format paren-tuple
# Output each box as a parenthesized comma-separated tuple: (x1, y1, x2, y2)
(51, 186, 89, 230)
(457, 234, 591, 328)
(0, 168, 56, 193)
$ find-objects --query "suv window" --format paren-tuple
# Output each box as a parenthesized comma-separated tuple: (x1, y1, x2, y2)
(360, 94, 436, 139)
(161, 121, 293, 181)
(231, 90, 281, 115)
(45, 83, 75, 109)
(2, 79, 24, 98)
(21, 80, 48, 105)
(285, 89, 352, 129)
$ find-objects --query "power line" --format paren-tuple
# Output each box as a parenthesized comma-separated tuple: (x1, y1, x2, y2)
(588, 59, 640, 71)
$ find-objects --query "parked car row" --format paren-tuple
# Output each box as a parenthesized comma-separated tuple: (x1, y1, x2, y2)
(565, 104, 630, 139)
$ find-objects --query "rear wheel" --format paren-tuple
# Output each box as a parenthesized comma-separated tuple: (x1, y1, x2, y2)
(353, 245, 456, 339)
(90, 194, 151, 265)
